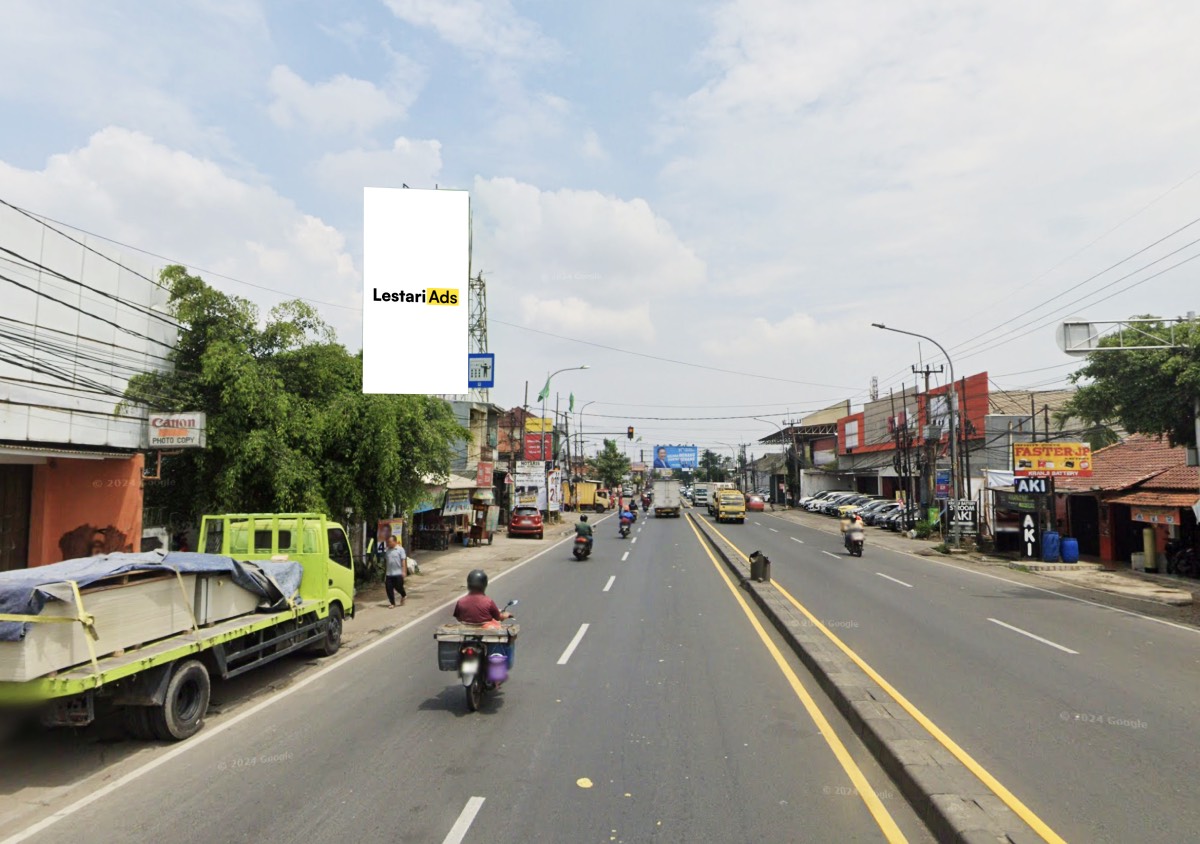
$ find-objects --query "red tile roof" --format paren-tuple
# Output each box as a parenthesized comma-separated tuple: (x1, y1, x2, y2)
(1055, 434, 1191, 492)
(1108, 490, 1199, 508)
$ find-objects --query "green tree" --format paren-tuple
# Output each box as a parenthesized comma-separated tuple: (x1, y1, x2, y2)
(591, 439, 631, 488)
(125, 266, 467, 527)
(1062, 316, 1200, 449)
(698, 449, 727, 481)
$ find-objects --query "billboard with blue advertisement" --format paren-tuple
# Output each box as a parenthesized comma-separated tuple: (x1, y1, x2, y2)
(653, 445, 699, 469)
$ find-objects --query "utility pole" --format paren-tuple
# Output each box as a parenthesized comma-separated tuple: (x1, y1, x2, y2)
(913, 364, 944, 516)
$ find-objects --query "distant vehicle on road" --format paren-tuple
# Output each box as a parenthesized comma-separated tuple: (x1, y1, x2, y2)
(652, 479, 682, 518)
(746, 494, 765, 512)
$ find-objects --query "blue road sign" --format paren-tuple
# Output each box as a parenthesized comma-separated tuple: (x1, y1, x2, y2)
(467, 353, 495, 388)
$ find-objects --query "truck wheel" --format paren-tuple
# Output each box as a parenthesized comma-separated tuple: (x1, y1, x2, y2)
(122, 705, 156, 740)
(315, 604, 344, 657)
(147, 660, 210, 741)
(594, 504, 604, 514)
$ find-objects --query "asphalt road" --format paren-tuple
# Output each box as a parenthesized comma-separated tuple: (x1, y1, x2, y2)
(718, 508, 1200, 844)
(3, 513, 933, 844)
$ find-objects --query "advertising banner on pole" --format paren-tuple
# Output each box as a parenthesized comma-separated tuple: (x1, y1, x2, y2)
(547, 470, 561, 512)
(652, 445, 699, 469)
(514, 461, 546, 509)
(935, 470, 951, 500)
(1013, 442, 1092, 477)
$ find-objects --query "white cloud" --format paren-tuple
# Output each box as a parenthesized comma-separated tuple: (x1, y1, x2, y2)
(581, 130, 608, 162)
(658, 0, 1200, 390)
(0, 128, 362, 343)
(472, 176, 707, 300)
(313, 137, 444, 197)
(382, 0, 557, 62)
(519, 295, 654, 343)
(267, 62, 422, 135)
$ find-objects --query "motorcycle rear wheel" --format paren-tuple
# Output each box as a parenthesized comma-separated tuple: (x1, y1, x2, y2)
(466, 677, 484, 712)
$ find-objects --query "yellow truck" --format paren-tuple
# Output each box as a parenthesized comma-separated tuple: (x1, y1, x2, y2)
(574, 481, 614, 513)
(714, 489, 747, 524)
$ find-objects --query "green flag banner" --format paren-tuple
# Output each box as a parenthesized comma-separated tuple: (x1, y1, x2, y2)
(569, 393, 575, 412)
(537, 376, 551, 402)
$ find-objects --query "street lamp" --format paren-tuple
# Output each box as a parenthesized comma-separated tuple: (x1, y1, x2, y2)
(871, 324, 959, 500)
(539, 365, 588, 470)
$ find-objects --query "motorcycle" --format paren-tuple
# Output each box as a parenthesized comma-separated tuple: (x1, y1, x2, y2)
(619, 521, 631, 538)
(845, 526, 865, 557)
(434, 601, 519, 712)
(573, 535, 593, 560)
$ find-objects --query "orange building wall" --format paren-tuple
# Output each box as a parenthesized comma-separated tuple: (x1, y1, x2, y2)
(27, 454, 145, 567)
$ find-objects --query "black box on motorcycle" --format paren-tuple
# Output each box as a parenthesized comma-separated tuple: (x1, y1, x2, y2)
(437, 640, 460, 671)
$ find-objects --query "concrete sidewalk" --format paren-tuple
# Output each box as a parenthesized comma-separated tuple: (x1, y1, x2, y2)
(343, 516, 593, 650)
(764, 506, 1196, 611)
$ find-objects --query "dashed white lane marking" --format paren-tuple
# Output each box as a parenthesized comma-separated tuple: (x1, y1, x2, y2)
(621, 551, 629, 562)
(791, 537, 804, 544)
(876, 572, 913, 588)
(988, 618, 1079, 654)
(769, 528, 779, 533)
(821, 550, 840, 559)
(631, 537, 637, 544)
(442, 797, 486, 844)
(603, 576, 615, 592)
(558, 623, 591, 664)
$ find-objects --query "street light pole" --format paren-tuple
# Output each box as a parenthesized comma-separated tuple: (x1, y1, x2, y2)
(539, 365, 589, 513)
(872, 324, 959, 500)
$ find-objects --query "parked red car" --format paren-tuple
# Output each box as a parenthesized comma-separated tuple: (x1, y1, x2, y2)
(746, 494, 766, 512)
(508, 505, 544, 539)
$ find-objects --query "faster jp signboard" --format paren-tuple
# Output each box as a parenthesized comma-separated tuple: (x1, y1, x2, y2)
(1013, 442, 1092, 477)
(147, 413, 205, 448)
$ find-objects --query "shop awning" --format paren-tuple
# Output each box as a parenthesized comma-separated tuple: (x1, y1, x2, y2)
(442, 488, 474, 516)
(1107, 490, 1199, 508)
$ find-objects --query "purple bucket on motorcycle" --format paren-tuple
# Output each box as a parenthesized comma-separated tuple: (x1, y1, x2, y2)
(487, 652, 509, 683)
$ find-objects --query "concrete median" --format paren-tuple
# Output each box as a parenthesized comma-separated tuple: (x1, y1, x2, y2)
(689, 513, 1046, 844)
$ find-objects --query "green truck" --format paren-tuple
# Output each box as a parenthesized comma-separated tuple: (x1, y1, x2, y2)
(0, 513, 354, 742)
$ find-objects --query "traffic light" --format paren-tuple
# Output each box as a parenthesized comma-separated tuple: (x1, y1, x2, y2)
(627, 426, 634, 440)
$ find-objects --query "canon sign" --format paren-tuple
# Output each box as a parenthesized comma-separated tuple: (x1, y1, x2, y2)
(147, 412, 206, 449)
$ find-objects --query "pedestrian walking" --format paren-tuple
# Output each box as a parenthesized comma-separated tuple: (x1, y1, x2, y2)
(384, 535, 408, 608)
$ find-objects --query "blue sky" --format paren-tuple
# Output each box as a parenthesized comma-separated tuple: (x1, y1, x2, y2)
(3, 0, 1200, 455)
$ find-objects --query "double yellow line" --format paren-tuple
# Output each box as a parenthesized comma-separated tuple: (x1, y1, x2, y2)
(699, 517, 1067, 844)
(683, 516, 909, 843)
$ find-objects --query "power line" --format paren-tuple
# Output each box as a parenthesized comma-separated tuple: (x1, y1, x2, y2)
(1, 198, 359, 311)
(492, 319, 858, 390)
(0, 270, 175, 349)
(0, 247, 180, 329)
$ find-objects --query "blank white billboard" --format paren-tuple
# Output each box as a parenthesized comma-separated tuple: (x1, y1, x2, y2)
(362, 187, 469, 394)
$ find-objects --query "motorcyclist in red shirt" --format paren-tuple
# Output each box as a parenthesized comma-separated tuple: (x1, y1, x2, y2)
(453, 570, 514, 624)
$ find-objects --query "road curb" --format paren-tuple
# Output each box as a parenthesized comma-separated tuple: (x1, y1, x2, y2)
(690, 514, 1044, 844)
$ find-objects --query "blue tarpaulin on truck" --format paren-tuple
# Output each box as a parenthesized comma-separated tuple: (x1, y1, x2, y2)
(0, 551, 303, 642)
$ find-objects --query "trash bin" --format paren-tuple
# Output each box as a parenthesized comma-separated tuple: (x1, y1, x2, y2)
(749, 550, 771, 582)
(1042, 531, 1060, 563)
(1060, 537, 1079, 564)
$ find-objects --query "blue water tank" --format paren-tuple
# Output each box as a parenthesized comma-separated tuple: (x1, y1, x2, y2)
(1061, 537, 1080, 564)
(1042, 531, 1061, 563)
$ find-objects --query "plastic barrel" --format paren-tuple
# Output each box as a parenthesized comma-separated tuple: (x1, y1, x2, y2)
(1061, 537, 1079, 564)
(1042, 531, 1060, 562)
